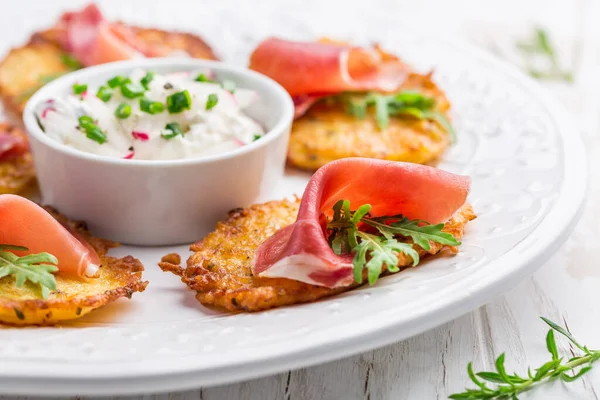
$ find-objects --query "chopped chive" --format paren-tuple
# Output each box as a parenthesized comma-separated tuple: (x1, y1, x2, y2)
(78, 115, 94, 127)
(140, 71, 155, 90)
(61, 54, 82, 70)
(73, 83, 87, 95)
(85, 126, 107, 144)
(78, 116, 107, 144)
(167, 90, 192, 113)
(115, 103, 132, 119)
(161, 122, 183, 140)
(107, 75, 126, 88)
(205, 93, 218, 110)
(195, 73, 214, 83)
(140, 97, 165, 114)
(253, 134, 261, 141)
(96, 86, 112, 102)
(120, 79, 146, 99)
(221, 79, 236, 93)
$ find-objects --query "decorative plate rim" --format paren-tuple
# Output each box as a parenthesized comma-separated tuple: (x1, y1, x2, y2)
(0, 31, 587, 397)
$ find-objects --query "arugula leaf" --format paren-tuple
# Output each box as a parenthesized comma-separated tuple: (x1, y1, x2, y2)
(333, 91, 457, 141)
(353, 232, 419, 285)
(0, 245, 58, 299)
(326, 200, 457, 285)
(363, 216, 460, 250)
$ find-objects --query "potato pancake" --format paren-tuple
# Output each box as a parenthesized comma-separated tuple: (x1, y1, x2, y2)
(0, 207, 148, 325)
(0, 26, 217, 116)
(0, 124, 35, 194)
(160, 199, 475, 312)
(288, 72, 452, 170)
(0, 42, 70, 116)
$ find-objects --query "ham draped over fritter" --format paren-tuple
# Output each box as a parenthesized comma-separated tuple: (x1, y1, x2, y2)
(0, 130, 28, 162)
(252, 158, 471, 288)
(249, 38, 411, 117)
(55, 3, 176, 66)
(0, 195, 101, 277)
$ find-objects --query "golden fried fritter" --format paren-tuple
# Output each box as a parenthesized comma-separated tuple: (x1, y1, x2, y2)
(0, 42, 70, 116)
(0, 207, 148, 325)
(0, 123, 35, 194)
(115, 24, 218, 60)
(160, 199, 475, 312)
(0, 26, 217, 116)
(288, 72, 452, 170)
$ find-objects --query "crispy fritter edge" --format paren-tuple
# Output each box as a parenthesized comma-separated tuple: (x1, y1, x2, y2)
(159, 201, 476, 313)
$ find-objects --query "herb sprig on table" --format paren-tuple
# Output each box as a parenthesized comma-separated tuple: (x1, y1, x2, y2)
(326, 200, 459, 284)
(516, 27, 573, 83)
(333, 91, 456, 141)
(450, 317, 600, 399)
(0, 245, 58, 299)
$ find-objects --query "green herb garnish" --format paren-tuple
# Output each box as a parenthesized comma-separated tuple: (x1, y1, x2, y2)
(107, 75, 126, 88)
(72, 83, 87, 95)
(451, 317, 600, 399)
(0, 244, 58, 299)
(253, 134, 262, 141)
(516, 27, 573, 83)
(221, 79, 236, 93)
(120, 79, 146, 99)
(60, 54, 83, 70)
(139, 97, 165, 114)
(161, 122, 184, 140)
(96, 86, 113, 102)
(337, 91, 456, 141)
(78, 115, 94, 126)
(78, 116, 107, 144)
(140, 71, 155, 90)
(205, 93, 218, 110)
(115, 103, 132, 119)
(195, 73, 215, 83)
(327, 200, 459, 285)
(167, 90, 192, 113)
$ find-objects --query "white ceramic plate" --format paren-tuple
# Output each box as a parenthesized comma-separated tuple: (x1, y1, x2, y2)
(0, 2, 587, 396)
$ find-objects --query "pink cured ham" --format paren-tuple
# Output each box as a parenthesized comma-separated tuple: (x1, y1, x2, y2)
(252, 158, 471, 288)
(0, 195, 101, 277)
(56, 3, 172, 66)
(249, 38, 411, 118)
(0, 132, 28, 162)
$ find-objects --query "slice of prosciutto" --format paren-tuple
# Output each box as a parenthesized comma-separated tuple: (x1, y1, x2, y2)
(249, 38, 411, 117)
(55, 3, 174, 66)
(252, 158, 471, 288)
(0, 130, 28, 162)
(0, 195, 101, 277)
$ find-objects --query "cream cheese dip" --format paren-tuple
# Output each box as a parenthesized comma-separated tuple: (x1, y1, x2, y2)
(35, 69, 265, 160)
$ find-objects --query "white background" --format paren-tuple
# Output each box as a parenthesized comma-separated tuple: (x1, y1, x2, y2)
(2, 0, 600, 398)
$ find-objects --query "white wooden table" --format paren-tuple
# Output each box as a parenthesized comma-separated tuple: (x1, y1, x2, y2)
(4, 0, 600, 398)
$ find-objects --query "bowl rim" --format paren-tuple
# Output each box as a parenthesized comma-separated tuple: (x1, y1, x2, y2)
(22, 58, 294, 167)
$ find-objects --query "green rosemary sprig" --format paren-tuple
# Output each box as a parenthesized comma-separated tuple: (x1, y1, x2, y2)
(516, 27, 573, 83)
(450, 317, 600, 399)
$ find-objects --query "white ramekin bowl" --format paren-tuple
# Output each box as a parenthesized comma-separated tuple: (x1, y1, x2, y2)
(23, 59, 294, 245)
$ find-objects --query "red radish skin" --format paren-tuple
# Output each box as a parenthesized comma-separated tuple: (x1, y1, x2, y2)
(132, 131, 149, 141)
